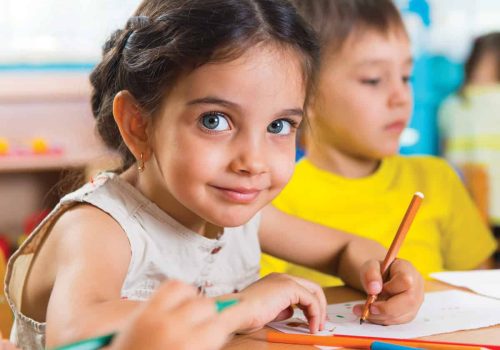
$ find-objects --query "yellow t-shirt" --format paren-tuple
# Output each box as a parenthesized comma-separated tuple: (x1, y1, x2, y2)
(261, 156, 497, 286)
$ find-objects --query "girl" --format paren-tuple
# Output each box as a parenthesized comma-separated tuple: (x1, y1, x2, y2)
(262, 0, 497, 286)
(5, 0, 423, 349)
(439, 32, 500, 265)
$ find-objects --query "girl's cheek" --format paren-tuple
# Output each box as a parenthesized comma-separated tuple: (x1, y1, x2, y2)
(272, 158, 295, 188)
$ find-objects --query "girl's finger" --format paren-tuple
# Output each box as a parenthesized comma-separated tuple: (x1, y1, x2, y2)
(291, 283, 322, 334)
(273, 306, 294, 322)
(289, 276, 327, 330)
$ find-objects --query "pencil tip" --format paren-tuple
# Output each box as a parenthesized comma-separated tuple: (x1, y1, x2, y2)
(359, 319, 363, 325)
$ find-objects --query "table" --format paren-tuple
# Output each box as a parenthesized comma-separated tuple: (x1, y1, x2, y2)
(224, 280, 500, 349)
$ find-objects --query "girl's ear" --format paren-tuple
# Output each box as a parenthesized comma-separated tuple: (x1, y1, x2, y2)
(113, 90, 151, 160)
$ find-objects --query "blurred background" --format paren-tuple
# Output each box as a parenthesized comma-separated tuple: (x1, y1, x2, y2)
(1, 0, 500, 336)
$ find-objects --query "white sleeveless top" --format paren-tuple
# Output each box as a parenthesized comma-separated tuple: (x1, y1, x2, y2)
(5, 172, 261, 349)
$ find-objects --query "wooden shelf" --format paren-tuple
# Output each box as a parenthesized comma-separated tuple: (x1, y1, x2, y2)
(0, 71, 122, 237)
(0, 152, 121, 173)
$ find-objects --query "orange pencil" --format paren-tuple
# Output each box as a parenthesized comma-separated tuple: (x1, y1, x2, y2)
(360, 192, 424, 324)
(266, 331, 496, 350)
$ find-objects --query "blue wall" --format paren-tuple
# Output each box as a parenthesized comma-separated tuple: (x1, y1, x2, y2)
(399, 0, 464, 156)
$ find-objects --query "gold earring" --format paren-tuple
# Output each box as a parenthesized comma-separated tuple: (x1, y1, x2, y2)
(137, 152, 145, 172)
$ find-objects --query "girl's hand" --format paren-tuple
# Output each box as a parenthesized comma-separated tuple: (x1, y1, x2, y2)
(353, 259, 424, 325)
(235, 273, 327, 334)
(110, 280, 233, 350)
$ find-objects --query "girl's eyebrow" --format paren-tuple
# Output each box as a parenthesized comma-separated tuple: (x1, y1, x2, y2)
(187, 96, 304, 118)
(187, 96, 241, 110)
(277, 108, 304, 119)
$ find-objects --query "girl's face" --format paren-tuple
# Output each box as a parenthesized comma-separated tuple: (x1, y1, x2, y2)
(470, 52, 498, 85)
(147, 44, 305, 231)
(309, 29, 413, 160)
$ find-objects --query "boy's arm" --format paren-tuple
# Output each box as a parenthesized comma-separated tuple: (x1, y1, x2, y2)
(474, 258, 495, 269)
(259, 204, 387, 290)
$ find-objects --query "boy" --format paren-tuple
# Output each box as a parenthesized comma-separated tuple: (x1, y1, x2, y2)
(262, 0, 497, 286)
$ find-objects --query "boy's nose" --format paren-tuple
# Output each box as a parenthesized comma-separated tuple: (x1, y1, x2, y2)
(389, 81, 412, 108)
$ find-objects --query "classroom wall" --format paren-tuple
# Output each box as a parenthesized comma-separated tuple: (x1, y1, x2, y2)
(0, 72, 119, 241)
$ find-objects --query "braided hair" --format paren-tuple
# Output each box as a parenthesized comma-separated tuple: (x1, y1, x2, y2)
(90, 0, 319, 169)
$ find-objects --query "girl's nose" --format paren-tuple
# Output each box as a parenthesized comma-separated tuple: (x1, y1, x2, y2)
(229, 141, 269, 176)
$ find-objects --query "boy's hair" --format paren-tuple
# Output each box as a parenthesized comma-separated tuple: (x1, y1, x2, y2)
(290, 0, 406, 57)
(90, 0, 319, 169)
(462, 32, 500, 90)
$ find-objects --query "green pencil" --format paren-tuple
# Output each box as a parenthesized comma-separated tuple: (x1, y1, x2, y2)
(51, 299, 238, 350)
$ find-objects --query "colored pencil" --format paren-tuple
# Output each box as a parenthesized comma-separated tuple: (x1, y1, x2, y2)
(361, 192, 424, 324)
(266, 331, 498, 350)
(371, 341, 422, 350)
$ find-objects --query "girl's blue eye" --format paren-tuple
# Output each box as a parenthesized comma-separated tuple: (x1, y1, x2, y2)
(200, 112, 230, 131)
(267, 119, 292, 135)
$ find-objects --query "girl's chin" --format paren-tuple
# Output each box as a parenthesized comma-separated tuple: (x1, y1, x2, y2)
(204, 210, 258, 229)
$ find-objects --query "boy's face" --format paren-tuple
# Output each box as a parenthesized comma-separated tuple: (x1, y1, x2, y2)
(309, 28, 413, 160)
(146, 44, 305, 231)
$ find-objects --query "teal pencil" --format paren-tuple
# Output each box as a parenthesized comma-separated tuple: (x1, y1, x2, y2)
(52, 299, 238, 350)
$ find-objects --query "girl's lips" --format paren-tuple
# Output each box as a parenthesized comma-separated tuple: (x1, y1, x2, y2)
(211, 186, 262, 204)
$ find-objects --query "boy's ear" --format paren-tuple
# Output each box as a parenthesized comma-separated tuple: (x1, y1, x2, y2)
(113, 90, 151, 160)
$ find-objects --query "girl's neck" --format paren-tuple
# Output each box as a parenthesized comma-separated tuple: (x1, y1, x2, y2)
(122, 167, 223, 239)
(306, 140, 381, 178)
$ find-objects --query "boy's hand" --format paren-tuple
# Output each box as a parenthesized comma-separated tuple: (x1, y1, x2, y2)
(234, 273, 327, 334)
(353, 259, 424, 325)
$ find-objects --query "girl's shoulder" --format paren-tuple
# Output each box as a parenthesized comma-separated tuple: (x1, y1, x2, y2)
(50, 203, 129, 252)
(18, 202, 131, 323)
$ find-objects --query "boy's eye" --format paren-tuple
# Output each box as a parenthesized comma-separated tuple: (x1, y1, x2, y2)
(267, 119, 293, 135)
(403, 75, 412, 84)
(200, 112, 230, 131)
(361, 78, 381, 86)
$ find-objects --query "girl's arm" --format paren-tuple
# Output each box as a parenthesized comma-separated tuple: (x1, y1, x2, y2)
(44, 205, 143, 347)
(259, 204, 387, 290)
(45, 205, 328, 345)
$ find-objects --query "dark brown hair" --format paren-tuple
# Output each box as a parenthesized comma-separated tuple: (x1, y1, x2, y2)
(290, 0, 406, 57)
(461, 32, 500, 92)
(90, 0, 319, 169)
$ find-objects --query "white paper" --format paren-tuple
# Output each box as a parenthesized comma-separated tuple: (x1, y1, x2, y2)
(430, 269, 500, 299)
(269, 290, 500, 343)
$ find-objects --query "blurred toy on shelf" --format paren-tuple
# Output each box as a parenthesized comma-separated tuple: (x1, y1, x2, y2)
(0, 138, 8, 155)
(31, 138, 49, 154)
(0, 137, 63, 157)
(0, 234, 9, 262)
(17, 209, 51, 247)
